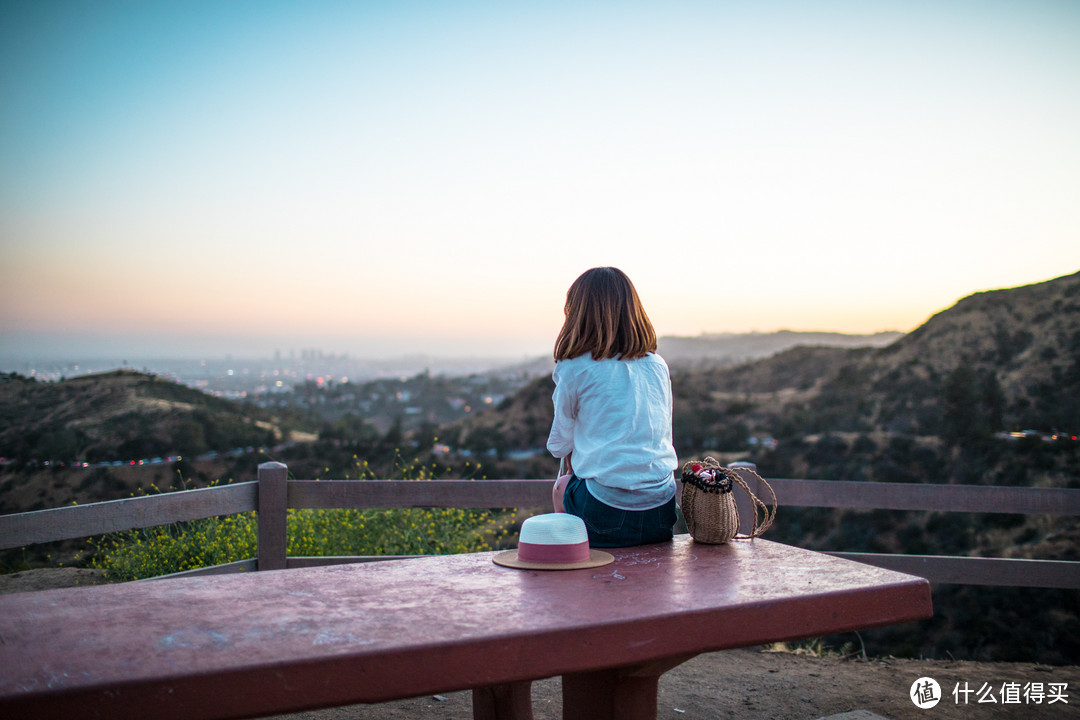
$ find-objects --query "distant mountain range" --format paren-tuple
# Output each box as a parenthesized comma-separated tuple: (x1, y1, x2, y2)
(487, 329, 906, 378)
(657, 330, 903, 368)
(1, 329, 904, 386)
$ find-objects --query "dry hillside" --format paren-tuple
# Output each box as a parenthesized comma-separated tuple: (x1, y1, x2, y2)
(0, 370, 312, 512)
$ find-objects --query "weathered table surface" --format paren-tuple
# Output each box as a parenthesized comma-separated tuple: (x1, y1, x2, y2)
(0, 537, 932, 720)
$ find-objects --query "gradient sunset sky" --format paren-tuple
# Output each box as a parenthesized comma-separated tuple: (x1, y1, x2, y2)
(2, 0, 1078, 361)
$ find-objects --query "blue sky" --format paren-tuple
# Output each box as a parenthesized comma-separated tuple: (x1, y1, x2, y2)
(2, 0, 1079, 360)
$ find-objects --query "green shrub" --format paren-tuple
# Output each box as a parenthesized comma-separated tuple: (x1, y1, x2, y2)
(87, 507, 516, 581)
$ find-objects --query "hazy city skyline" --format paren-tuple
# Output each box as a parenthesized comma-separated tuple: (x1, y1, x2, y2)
(2, 1, 1079, 362)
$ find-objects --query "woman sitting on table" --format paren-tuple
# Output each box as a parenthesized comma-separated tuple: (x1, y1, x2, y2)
(546, 266, 679, 548)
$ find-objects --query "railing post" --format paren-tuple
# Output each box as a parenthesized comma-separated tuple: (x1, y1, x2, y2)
(258, 462, 288, 571)
(729, 462, 759, 537)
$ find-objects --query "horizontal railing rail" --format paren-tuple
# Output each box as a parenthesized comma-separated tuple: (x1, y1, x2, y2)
(732, 472, 1080, 589)
(761, 478, 1080, 515)
(823, 553, 1080, 590)
(0, 482, 258, 550)
(1, 461, 1077, 587)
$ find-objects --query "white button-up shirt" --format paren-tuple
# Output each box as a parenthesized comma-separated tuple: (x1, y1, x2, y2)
(546, 352, 678, 511)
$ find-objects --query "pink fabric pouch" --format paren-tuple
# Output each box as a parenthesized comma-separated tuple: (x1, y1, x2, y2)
(552, 472, 572, 513)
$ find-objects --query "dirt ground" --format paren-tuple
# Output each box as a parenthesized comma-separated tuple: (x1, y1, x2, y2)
(3, 569, 1077, 720)
(262, 650, 1079, 720)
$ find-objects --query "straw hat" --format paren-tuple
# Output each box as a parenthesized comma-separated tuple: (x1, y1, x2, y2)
(493, 513, 614, 570)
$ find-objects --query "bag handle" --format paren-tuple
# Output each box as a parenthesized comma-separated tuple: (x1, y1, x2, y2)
(724, 465, 777, 539)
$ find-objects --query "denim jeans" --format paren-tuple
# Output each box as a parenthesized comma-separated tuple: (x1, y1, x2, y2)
(562, 474, 677, 548)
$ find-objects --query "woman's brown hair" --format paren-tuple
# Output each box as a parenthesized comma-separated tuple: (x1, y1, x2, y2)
(554, 267, 658, 361)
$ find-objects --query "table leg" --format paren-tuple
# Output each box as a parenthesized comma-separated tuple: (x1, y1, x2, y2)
(561, 654, 698, 720)
(472, 680, 534, 720)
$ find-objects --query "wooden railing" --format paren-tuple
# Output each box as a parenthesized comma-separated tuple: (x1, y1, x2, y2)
(1, 461, 1078, 588)
(736, 473, 1080, 589)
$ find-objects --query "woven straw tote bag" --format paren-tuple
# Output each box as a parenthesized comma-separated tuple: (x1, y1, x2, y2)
(680, 457, 777, 544)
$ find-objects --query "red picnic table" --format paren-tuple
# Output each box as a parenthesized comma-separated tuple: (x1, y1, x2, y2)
(0, 536, 932, 720)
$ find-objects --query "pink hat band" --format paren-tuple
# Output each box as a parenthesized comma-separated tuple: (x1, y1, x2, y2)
(516, 540, 590, 564)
